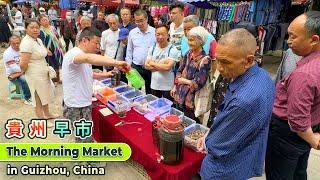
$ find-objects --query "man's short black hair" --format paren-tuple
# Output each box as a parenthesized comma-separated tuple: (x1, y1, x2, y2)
(304, 11, 320, 36)
(79, 27, 101, 42)
(169, 2, 184, 12)
(156, 24, 169, 32)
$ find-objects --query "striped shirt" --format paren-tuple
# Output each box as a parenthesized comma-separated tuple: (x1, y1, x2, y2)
(200, 64, 275, 180)
(273, 51, 320, 131)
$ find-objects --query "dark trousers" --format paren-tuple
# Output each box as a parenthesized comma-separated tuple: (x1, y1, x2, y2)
(64, 38, 75, 51)
(132, 63, 151, 94)
(265, 115, 320, 180)
(151, 89, 172, 101)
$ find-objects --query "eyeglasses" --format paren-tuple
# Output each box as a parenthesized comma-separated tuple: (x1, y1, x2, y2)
(135, 18, 146, 24)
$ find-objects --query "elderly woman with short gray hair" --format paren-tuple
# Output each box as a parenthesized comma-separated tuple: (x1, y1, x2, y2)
(170, 26, 211, 122)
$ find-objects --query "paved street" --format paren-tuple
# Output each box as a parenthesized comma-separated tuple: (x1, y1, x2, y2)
(0, 47, 319, 180)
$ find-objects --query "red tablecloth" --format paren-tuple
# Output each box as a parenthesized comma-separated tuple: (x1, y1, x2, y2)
(92, 104, 205, 180)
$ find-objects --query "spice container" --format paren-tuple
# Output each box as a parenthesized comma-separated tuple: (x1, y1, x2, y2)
(133, 94, 158, 114)
(149, 98, 173, 114)
(106, 94, 131, 115)
(160, 108, 184, 120)
(123, 89, 144, 103)
(184, 124, 209, 151)
(95, 87, 116, 104)
(100, 78, 111, 85)
(181, 116, 196, 132)
(114, 85, 135, 94)
(159, 115, 184, 164)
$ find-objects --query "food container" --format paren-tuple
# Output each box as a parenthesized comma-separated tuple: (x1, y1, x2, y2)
(95, 87, 116, 104)
(184, 124, 209, 151)
(93, 80, 106, 95)
(159, 122, 184, 164)
(162, 115, 182, 130)
(106, 94, 131, 115)
(133, 94, 158, 115)
(181, 116, 196, 132)
(108, 81, 127, 88)
(152, 116, 162, 147)
(149, 98, 173, 114)
(100, 78, 111, 85)
(114, 85, 135, 94)
(111, 69, 121, 87)
(160, 108, 184, 120)
(123, 89, 144, 103)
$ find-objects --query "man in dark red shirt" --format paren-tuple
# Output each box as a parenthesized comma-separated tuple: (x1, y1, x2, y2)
(265, 11, 320, 180)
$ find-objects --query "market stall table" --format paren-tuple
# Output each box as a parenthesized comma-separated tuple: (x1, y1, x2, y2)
(92, 101, 205, 180)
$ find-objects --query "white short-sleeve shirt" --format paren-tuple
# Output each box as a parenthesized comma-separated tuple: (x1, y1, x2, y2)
(147, 43, 180, 91)
(62, 47, 93, 107)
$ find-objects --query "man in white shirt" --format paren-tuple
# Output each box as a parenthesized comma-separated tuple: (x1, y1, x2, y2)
(169, 2, 185, 54)
(100, 14, 120, 71)
(12, 6, 23, 27)
(62, 27, 130, 143)
(48, 6, 58, 27)
(145, 25, 180, 100)
(3, 35, 31, 105)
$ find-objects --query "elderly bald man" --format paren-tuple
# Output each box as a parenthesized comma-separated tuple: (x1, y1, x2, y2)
(197, 28, 275, 180)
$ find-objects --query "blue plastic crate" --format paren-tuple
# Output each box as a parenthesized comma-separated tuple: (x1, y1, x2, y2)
(123, 90, 144, 103)
(184, 124, 209, 151)
(107, 94, 131, 114)
(133, 94, 158, 114)
(114, 85, 135, 94)
(148, 98, 173, 114)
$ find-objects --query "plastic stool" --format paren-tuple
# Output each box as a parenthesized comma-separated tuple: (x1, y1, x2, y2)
(8, 81, 24, 99)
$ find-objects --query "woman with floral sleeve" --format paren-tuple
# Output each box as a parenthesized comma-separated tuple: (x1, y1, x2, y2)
(39, 14, 64, 84)
(171, 26, 211, 122)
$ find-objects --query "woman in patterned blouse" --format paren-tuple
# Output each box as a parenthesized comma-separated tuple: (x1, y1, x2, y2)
(170, 26, 211, 122)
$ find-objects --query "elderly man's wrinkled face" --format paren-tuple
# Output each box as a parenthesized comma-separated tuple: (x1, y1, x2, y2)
(108, 17, 119, 31)
(287, 15, 316, 57)
(10, 38, 21, 51)
(81, 19, 91, 30)
(183, 21, 196, 36)
(215, 44, 253, 79)
(121, 9, 131, 24)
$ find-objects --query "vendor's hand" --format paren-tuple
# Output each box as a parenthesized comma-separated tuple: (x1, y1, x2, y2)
(116, 61, 131, 73)
(47, 49, 53, 56)
(170, 86, 176, 98)
(196, 137, 207, 153)
(105, 71, 115, 78)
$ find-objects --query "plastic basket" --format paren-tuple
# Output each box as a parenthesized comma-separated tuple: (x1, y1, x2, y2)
(123, 89, 145, 103)
(95, 87, 116, 104)
(181, 116, 196, 132)
(184, 124, 209, 151)
(160, 107, 184, 120)
(148, 98, 173, 114)
(106, 94, 131, 114)
(133, 94, 158, 114)
(114, 85, 135, 94)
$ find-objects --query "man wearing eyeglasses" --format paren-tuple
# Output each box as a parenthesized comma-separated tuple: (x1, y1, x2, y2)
(125, 9, 156, 94)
